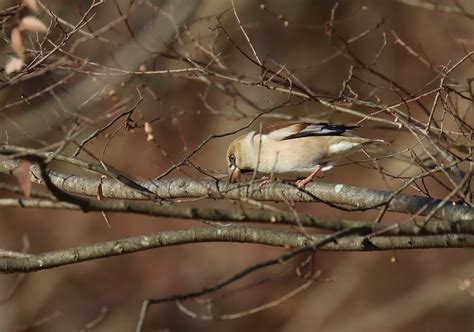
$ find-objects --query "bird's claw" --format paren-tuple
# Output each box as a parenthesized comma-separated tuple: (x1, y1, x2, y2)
(295, 178, 311, 188)
(258, 177, 272, 190)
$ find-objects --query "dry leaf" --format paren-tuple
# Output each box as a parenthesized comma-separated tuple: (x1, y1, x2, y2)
(96, 182, 104, 201)
(5, 57, 25, 74)
(13, 161, 32, 198)
(144, 122, 154, 141)
(10, 28, 24, 59)
(96, 175, 111, 228)
(19, 16, 48, 33)
(23, 0, 39, 13)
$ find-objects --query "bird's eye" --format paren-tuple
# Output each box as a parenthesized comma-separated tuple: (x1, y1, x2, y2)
(229, 154, 236, 164)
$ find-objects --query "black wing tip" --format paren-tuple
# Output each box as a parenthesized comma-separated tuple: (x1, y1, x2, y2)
(317, 122, 359, 130)
(283, 122, 359, 140)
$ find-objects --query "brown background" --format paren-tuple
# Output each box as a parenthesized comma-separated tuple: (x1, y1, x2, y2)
(0, 0, 473, 331)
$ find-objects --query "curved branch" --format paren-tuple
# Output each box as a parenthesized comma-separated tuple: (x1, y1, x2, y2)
(0, 226, 472, 273)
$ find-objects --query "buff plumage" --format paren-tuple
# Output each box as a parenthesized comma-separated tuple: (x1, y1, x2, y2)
(226, 121, 386, 187)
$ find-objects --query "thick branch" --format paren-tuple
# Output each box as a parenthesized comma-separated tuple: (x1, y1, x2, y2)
(0, 226, 472, 273)
(1, 159, 473, 223)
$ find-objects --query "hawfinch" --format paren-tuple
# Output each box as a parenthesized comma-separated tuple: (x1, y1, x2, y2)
(226, 121, 386, 187)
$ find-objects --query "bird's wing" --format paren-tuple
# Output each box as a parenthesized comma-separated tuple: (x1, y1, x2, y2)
(261, 122, 358, 141)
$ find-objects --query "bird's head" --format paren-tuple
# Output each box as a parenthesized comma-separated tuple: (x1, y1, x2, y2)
(226, 134, 254, 183)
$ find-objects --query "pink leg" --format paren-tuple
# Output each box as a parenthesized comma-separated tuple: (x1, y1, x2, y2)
(295, 165, 322, 188)
(257, 177, 273, 190)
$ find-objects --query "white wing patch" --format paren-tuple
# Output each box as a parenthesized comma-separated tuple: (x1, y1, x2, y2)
(328, 141, 359, 154)
(322, 165, 334, 171)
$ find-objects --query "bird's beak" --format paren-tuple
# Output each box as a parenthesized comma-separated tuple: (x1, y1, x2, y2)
(228, 164, 241, 183)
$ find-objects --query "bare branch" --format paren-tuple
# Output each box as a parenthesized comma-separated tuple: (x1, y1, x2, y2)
(0, 226, 472, 274)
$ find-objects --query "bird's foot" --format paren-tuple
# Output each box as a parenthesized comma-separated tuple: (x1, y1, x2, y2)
(295, 165, 322, 188)
(258, 177, 273, 190)
(296, 177, 312, 188)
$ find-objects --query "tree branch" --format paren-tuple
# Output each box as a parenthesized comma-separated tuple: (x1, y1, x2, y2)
(1, 158, 473, 223)
(1, 198, 473, 235)
(0, 226, 472, 274)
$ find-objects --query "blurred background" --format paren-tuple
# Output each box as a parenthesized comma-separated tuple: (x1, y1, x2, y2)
(0, 0, 473, 331)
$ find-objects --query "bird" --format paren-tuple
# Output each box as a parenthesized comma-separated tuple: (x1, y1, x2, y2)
(226, 121, 387, 187)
